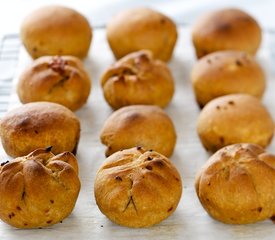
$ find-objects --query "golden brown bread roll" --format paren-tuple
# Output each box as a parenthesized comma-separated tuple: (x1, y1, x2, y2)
(17, 55, 92, 111)
(100, 105, 176, 157)
(101, 50, 174, 109)
(0, 102, 80, 157)
(195, 143, 275, 224)
(107, 7, 177, 62)
(0, 147, 80, 228)
(191, 50, 266, 107)
(20, 5, 92, 59)
(192, 8, 261, 58)
(94, 147, 182, 228)
(197, 94, 274, 152)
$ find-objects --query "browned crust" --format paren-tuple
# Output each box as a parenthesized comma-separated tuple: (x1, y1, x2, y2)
(192, 8, 261, 58)
(197, 94, 274, 152)
(100, 105, 177, 157)
(191, 50, 265, 107)
(94, 147, 182, 227)
(107, 7, 177, 62)
(195, 143, 275, 224)
(101, 50, 174, 109)
(0, 148, 80, 228)
(20, 5, 92, 59)
(17, 55, 91, 111)
(0, 102, 81, 157)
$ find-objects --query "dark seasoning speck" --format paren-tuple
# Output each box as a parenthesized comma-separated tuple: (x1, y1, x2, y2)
(235, 60, 243, 66)
(115, 176, 122, 181)
(146, 165, 153, 171)
(0, 161, 9, 166)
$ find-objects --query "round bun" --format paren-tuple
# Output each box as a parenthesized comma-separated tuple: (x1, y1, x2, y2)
(17, 56, 91, 111)
(0, 148, 80, 228)
(197, 94, 274, 152)
(101, 50, 174, 109)
(195, 143, 275, 224)
(100, 105, 176, 157)
(20, 5, 92, 59)
(192, 8, 261, 58)
(191, 51, 265, 107)
(0, 102, 80, 157)
(107, 7, 177, 62)
(94, 147, 182, 228)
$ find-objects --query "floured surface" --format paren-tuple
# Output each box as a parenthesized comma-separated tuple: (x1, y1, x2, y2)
(0, 27, 274, 240)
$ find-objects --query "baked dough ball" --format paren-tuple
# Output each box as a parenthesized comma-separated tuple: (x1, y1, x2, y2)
(195, 143, 275, 224)
(0, 102, 80, 157)
(17, 55, 91, 111)
(100, 105, 176, 157)
(197, 94, 274, 152)
(192, 8, 262, 58)
(101, 50, 174, 109)
(20, 5, 92, 59)
(107, 7, 177, 62)
(191, 50, 265, 107)
(0, 147, 80, 228)
(94, 147, 182, 228)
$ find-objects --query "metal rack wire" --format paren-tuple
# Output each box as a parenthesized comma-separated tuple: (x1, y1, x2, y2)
(0, 34, 20, 118)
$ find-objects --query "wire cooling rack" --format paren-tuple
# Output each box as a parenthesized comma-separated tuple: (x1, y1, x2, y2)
(0, 34, 20, 118)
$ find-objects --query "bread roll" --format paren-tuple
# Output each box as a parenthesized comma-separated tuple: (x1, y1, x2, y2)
(0, 147, 80, 228)
(191, 50, 265, 107)
(197, 94, 274, 152)
(195, 143, 275, 224)
(100, 105, 176, 157)
(0, 102, 80, 157)
(17, 55, 91, 111)
(20, 5, 92, 59)
(101, 50, 174, 109)
(94, 147, 182, 227)
(107, 7, 177, 62)
(192, 8, 261, 58)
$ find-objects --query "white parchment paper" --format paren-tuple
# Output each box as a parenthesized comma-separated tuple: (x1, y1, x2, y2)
(0, 27, 274, 240)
